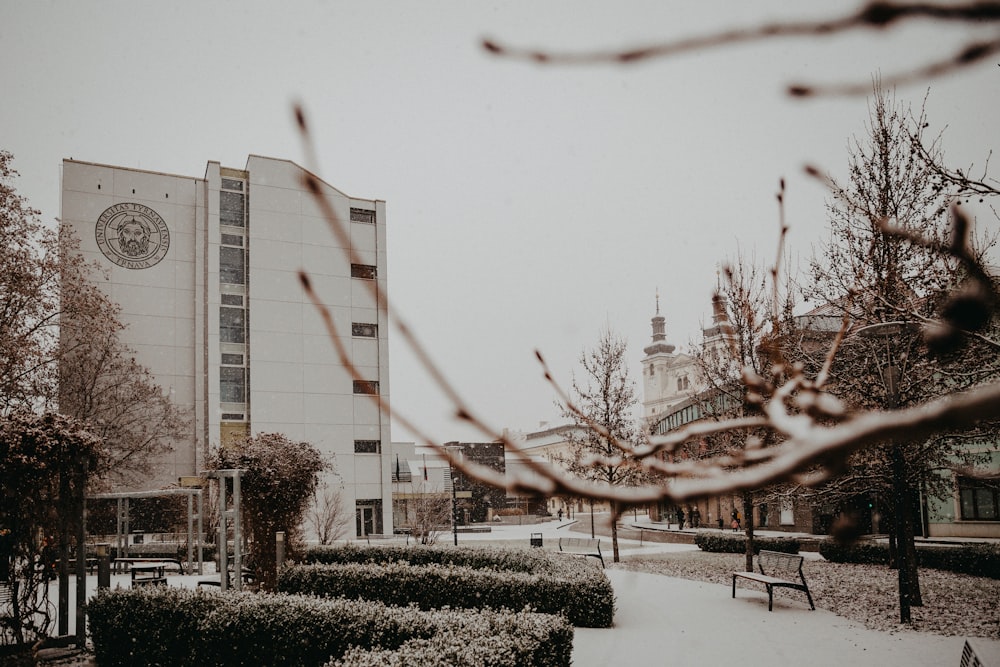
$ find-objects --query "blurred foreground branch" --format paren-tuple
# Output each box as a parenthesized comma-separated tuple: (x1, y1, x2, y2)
(482, 2, 1000, 96)
(294, 104, 1000, 512)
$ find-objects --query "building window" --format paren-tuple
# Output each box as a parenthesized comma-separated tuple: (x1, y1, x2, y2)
(220, 307, 245, 343)
(221, 233, 244, 246)
(221, 353, 244, 365)
(350, 208, 376, 224)
(351, 263, 376, 279)
(221, 293, 243, 306)
(221, 413, 245, 421)
(220, 246, 245, 285)
(220, 367, 246, 403)
(354, 440, 380, 454)
(353, 380, 379, 395)
(221, 178, 244, 191)
(959, 476, 999, 520)
(352, 322, 377, 338)
(220, 190, 245, 227)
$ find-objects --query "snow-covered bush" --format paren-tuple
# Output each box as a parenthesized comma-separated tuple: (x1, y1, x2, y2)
(301, 543, 550, 573)
(694, 533, 801, 554)
(88, 587, 572, 667)
(329, 607, 573, 667)
(281, 548, 614, 627)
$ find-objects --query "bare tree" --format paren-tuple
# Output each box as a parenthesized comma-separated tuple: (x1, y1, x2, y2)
(802, 84, 1000, 618)
(688, 252, 787, 571)
(57, 226, 190, 487)
(0, 152, 188, 487)
(0, 151, 59, 413)
(309, 481, 351, 545)
(557, 327, 645, 563)
(407, 486, 454, 546)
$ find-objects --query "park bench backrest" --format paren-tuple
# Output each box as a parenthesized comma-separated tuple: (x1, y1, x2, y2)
(757, 550, 803, 579)
(559, 538, 600, 549)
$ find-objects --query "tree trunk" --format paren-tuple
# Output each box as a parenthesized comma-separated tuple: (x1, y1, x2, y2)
(610, 500, 621, 563)
(886, 504, 898, 568)
(743, 491, 754, 572)
(891, 443, 915, 621)
(899, 477, 922, 606)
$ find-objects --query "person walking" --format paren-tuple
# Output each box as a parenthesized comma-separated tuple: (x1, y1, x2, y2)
(691, 507, 701, 528)
(731, 508, 741, 532)
(676, 507, 685, 530)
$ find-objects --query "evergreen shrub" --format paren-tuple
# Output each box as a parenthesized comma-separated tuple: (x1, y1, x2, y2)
(88, 587, 572, 667)
(819, 540, 1000, 578)
(694, 532, 800, 554)
(287, 544, 614, 627)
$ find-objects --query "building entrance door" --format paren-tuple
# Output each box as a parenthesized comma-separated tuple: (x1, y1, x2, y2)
(356, 505, 375, 537)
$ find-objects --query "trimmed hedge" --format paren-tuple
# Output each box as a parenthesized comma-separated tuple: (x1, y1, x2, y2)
(287, 544, 614, 627)
(301, 543, 549, 573)
(694, 532, 801, 555)
(819, 540, 1000, 579)
(88, 587, 573, 667)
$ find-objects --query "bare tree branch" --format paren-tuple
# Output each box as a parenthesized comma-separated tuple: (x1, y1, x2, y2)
(482, 2, 1000, 96)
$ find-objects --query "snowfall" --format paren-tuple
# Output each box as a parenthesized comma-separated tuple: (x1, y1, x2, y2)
(48, 519, 999, 667)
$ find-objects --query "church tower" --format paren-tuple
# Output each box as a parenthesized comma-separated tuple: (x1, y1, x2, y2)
(702, 292, 736, 361)
(640, 291, 695, 420)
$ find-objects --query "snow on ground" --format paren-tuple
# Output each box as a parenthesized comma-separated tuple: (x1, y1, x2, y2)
(49, 518, 999, 666)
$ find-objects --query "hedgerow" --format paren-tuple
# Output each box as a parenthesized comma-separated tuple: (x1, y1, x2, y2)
(287, 544, 614, 627)
(818, 540, 1000, 578)
(694, 532, 801, 554)
(88, 587, 572, 667)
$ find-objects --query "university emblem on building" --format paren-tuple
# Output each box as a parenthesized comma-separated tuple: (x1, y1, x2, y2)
(95, 202, 170, 269)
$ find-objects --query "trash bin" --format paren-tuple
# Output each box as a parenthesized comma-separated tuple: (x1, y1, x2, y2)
(530, 533, 543, 548)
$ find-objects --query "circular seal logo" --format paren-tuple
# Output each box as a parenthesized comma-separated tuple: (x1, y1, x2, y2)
(95, 203, 170, 269)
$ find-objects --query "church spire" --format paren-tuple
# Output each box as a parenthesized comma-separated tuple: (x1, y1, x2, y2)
(644, 289, 675, 356)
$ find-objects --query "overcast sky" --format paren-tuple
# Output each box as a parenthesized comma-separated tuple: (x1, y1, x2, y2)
(3, 1, 998, 444)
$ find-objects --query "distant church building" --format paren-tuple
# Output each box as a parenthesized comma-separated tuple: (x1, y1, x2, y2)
(640, 292, 700, 421)
(61, 155, 393, 536)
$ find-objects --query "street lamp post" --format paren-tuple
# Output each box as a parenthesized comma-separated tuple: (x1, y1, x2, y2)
(856, 321, 916, 623)
(445, 446, 461, 547)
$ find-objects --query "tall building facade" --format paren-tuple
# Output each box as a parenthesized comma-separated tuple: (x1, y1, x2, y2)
(61, 155, 393, 536)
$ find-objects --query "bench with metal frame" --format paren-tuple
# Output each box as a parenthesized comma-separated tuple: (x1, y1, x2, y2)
(732, 549, 815, 612)
(130, 563, 168, 587)
(113, 557, 184, 574)
(557, 537, 604, 567)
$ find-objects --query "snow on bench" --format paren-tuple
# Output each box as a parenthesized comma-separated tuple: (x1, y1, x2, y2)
(558, 537, 604, 568)
(732, 550, 815, 612)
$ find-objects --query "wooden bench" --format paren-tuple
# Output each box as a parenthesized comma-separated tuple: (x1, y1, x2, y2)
(558, 537, 604, 567)
(130, 563, 167, 587)
(732, 550, 815, 611)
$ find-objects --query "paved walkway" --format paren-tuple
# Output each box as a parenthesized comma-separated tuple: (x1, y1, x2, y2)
(573, 569, 995, 667)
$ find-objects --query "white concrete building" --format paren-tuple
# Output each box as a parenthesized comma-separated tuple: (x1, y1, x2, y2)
(61, 155, 393, 536)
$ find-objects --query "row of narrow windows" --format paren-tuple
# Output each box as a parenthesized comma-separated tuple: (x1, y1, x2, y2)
(217, 179, 382, 420)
